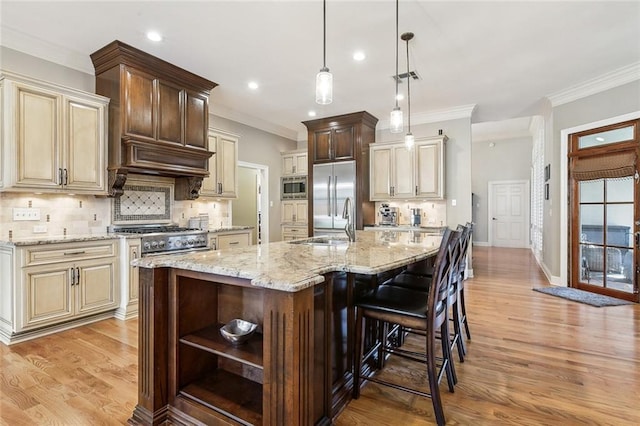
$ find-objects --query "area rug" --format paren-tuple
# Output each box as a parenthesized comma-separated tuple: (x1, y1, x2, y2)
(532, 287, 634, 307)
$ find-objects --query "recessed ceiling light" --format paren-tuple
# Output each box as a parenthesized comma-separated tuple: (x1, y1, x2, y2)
(353, 51, 366, 61)
(308, 111, 317, 117)
(595, 136, 605, 142)
(248, 81, 259, 90)
(146, 31, 163, 42)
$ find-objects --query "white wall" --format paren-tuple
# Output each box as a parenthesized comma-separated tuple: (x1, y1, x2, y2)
(471, 137, 533, 243)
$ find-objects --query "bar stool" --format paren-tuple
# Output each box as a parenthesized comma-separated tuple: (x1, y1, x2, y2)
(352, 228, 456, 426)
(385, 228, 467, 363)
(404, 223, 473, 342)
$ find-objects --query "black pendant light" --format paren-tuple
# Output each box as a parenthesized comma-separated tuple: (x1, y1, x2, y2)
(389, 0, 403, 133)
(402, 31, 415, 149)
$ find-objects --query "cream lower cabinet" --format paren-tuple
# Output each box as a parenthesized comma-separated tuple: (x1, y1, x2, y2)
(0, 239, 119, 345)
(217, 231, 251, 249)
(115, 238, 140, 320)
(282, 225, 308, 241)
(281, 200, 308, 224)
(0, 72, 109, 194)
(370, 136, 446, 201)
(201, 129, 238, 198)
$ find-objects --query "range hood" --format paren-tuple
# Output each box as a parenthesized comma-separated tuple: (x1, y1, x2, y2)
(90, 40, 218, 199)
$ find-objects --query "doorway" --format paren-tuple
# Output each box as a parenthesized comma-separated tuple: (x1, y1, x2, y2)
(232, 162, 269, 245)
(488, 180, 530, 248)
(568, 119, 639, 302)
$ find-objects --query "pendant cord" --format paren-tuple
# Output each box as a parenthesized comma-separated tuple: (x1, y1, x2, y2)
(394, 0, 399, 108)
(406, 37, 411, 132)
(323, 0, 327, 68)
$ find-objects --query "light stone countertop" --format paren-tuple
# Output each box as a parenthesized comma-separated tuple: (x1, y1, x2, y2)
(134, 230, 442, 293)
(0, 233, 119, 247)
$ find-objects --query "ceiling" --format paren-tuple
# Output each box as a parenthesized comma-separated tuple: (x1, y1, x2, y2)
(2, 1, 639, 141)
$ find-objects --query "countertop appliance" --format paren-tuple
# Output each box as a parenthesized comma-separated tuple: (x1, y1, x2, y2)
(110, 224, 209, 256)
(379, 204, 399, 226)
(313, 161, 356, 236)
(410, 208, 422, 227)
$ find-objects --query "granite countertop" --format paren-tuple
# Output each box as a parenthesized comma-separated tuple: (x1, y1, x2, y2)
(134, 230, 442, 293)
(207, 226, 254, 233)
(364, 225, 445, 233)
(0, 233, 119, 247)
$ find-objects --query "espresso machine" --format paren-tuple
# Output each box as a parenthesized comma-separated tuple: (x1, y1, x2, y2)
(379, 204, 399, 226)
(410, 208, 422, 227)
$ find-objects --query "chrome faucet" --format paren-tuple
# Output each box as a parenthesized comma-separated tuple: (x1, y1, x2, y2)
(342, 197, 356, 242)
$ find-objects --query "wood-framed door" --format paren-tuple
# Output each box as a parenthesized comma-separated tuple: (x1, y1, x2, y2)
(568, 119, 639, 302)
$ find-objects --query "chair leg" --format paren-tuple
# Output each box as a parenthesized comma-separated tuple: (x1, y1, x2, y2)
(460, 287, 472, 340)
(377, 320, 388, 369)
(440, 322, 457, 391)
(427, 330, 447, 426)
(452, 300, 466, 361)
(353, 308, 364, 399)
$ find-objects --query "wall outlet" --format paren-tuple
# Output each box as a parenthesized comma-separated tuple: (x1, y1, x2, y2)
(13, 208, 41, 221)
(33, 225, 47, 233)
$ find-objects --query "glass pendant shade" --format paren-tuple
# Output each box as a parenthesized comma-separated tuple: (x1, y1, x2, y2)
(390, 107, 403, 133)
(405, 132, 415, 150)
(316, 68, 333, 105)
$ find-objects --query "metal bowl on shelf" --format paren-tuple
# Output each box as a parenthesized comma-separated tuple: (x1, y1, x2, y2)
(220, 319, 258, 345)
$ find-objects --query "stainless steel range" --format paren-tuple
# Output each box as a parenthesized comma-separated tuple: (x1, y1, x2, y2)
(110, 224, 209, 256)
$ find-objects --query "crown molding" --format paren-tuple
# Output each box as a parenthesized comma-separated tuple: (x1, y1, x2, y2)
(547, 62, 640, 107)
(377, 104, 477, 130)
(210, 104, 299, 141)
(1, 25, 94, 74)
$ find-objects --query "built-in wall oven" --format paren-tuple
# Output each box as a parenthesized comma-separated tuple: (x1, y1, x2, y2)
(281, 176, 307, 200)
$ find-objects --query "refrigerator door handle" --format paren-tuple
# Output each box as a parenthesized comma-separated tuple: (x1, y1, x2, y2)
(333, 175, 338, 217)
(327, 175, 332, 217)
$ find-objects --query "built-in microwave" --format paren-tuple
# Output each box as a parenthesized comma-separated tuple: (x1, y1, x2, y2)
(281, 176, 307, 200)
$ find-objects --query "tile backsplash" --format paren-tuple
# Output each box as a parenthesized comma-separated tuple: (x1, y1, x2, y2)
(0, 176, 232, 240)
(375, 201, 447, 226)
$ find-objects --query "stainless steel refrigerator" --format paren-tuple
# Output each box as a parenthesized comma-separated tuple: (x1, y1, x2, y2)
(313, 161, 356, 236)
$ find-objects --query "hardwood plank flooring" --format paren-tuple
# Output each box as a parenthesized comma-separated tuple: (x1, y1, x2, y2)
(1, 247, 639, 425)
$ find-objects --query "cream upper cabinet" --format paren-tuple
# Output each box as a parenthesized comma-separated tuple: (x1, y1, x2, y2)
(281, 200, 307, 224)
(415, 140, 445, 199)
(370, 136, 446, 201)
(0, 72, 109, 194)
(282, 151, 308, 176)
(201, 129, 238, 198)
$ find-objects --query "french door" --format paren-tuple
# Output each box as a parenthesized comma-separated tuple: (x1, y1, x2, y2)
(569, 119, 639, 302)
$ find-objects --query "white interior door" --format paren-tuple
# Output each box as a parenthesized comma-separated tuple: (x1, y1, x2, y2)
(489, 180, 530, 248)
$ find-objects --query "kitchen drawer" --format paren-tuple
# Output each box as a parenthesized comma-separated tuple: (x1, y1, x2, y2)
(217, 233, 250, 250)
(23, 240, 117, 266)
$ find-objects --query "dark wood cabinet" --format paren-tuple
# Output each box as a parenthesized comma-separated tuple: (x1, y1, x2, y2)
(311, 125, 355, 162)
(303, 111, 378, 231)
(91, 40, 217, 197)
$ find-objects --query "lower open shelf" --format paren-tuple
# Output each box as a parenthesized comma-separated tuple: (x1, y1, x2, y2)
(180, 369, 263, 426)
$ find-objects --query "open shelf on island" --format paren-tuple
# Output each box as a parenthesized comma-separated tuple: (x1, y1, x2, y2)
(180, 323, 263, 369)
(180, 369, 263, 426)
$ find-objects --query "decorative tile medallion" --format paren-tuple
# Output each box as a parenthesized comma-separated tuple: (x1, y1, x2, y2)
(113, 185, 171, 222)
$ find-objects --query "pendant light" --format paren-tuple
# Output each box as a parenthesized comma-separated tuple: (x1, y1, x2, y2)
(402, 31, 415, 149)
(316, 0, 333, 105)
(389, 0, 403, 133)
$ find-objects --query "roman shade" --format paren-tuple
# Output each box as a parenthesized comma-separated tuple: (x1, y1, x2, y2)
(571, 151, 636, 181)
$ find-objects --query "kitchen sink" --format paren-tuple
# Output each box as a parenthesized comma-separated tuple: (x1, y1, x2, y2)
(288, 236, 350, 246)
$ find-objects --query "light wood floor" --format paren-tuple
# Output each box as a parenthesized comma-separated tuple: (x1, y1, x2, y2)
(2, 247, 639, 425)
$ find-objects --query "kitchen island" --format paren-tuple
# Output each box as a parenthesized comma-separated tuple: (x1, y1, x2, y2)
(131, 230, 441, 425)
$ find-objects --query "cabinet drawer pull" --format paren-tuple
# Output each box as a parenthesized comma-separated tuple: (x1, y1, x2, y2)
(229, 241, 240, 245)
(64, 251, 86, 256)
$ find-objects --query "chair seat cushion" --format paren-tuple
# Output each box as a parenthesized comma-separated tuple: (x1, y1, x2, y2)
(405, 263, 435, 277)
(355, 285, 429, 319)
(386, 272, 432, 291)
